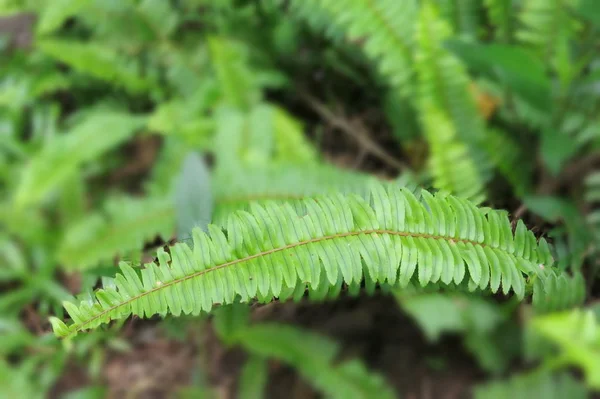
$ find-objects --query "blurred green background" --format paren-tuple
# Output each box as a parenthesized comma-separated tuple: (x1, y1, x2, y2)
(1, 0, 600, 398)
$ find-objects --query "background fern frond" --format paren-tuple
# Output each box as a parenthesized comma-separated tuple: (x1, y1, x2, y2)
(485, 128, 533, 196)
(585, 171, 600, 252)
(289, 0, 418, 96)
(532, 271, 586, 313)
(435, 0, 482, 40)
(517, 0, 581, 62)
(415, 3, 491, 203)
(211, 162, 381, 226)
(57, 196, 174, 270)
(473, 371, 587, 399)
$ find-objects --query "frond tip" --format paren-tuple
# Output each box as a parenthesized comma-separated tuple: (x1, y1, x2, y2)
(52, 184, 553, 338)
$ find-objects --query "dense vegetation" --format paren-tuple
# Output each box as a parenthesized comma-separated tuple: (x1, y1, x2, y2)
(1, 0, 600, 397)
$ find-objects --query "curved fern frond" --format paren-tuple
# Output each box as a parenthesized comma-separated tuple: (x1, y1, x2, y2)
(532, 270, 585, 313)
(474, 371, 587, 399)
(516, 0, 581, 61)
(212, 162, 385, 226)
(289, 0, 418, 96)
(51, 184, 552, 338)
(419, 105, 486, 204)
(415, 3, 491, 203)
(585, 171, 600, 252)
(57, 196, 174, 270)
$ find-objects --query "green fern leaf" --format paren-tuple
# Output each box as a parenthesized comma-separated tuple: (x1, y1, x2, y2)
(415, 3, 491, 203)
(289, 0, 417, 96)
(585, 171, 600, 252)
(57, 196, 174, 270)
(212, 162, 383, 226)
(517, 0, 581, 61)
(532, 270, 585, 313)
(52, 184, 551, 338)
(474, 371, 587, 399)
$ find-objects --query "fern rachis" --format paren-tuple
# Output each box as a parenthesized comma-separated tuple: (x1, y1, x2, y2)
(51, 184, 553, 338)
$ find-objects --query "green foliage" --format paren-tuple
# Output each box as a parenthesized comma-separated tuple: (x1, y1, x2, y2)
(238, 355, 269, 399)
(396, 291, 505, 342)
(57, 196, 174, 269)
(51, 184, 553, 338)
(415, 4, 489, 203)
(531, 309, 600, 389)
(532, 271, 586, 313)
(474, 371, 587, 399)
(37, 39, 151, 93)
(2, 0, 600, 396)
(236, 324, 395, 399)
(483, 0, 514, 42)
(13, 111, 146, 208)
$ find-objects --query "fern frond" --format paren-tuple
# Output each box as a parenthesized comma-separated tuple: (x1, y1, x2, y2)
(415, 3, 491, 203)
(435, 0, 482, 40)
(532, 270, 585, 313)
(516, 0, 581, 61)
(57, 196, 174, 270)
(484, 0, 514, 43)
(37, 39, 150, 93)
(585, 172, 600, 242)
(280, 0, 346, 42)
(419, 105, 486, 204)
(51, 184, 552, 338)
(473, 371, 587, 399)
(289, 0, 418, 96)
(14, 111, 146, 208)
(485, 128, 533, 196)
(212, 162, 382, 226)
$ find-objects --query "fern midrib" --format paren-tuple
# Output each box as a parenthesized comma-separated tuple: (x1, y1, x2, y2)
(217, 194, 308, 204)
(65, 227, 532, 336)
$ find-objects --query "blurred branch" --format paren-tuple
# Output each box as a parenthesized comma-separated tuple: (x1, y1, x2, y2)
(298, 90, 408, 172)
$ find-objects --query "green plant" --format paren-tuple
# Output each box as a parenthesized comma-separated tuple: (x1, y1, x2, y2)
(3, 0, 600, 396)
